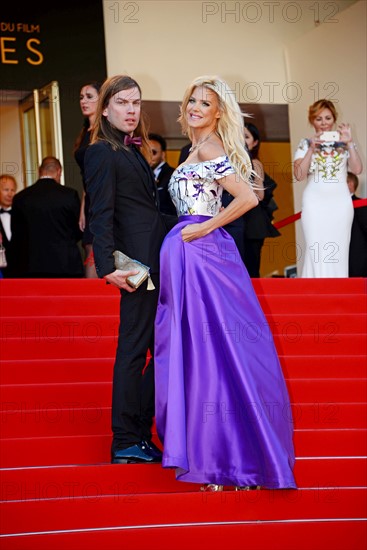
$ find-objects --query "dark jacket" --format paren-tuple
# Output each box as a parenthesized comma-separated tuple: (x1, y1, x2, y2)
(349, 195, 367, 277)
(85, 139, 169, 277)
(0, 214, 17, 277)
(155, 162, 176, 216)
(11, 178, 83, 277)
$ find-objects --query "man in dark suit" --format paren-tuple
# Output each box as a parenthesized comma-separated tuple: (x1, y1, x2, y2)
(148, 133, 176, 215)
(11, 157, 84, 277)
(178, 142, 191, 165)
(0, 174, 17, 277)
(347, 172, 367, 277)
(84, 75, 172, 465)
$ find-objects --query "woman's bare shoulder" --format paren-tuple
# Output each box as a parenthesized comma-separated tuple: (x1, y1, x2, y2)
(197, 140, 225, 162)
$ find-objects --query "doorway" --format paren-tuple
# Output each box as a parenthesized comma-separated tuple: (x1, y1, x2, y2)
(0, 81, 64, 188)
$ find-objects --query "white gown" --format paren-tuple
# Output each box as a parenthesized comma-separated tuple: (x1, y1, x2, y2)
(294, 139, 353, 278)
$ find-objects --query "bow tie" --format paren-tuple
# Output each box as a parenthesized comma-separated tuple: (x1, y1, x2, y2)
(0, 208, 11, 214)
(124, 135, 142, 147)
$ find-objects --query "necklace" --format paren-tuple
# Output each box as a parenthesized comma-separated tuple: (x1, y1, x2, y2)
(189, 131, 214, 154)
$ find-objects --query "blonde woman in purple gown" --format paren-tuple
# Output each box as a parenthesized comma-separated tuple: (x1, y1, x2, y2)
(155, 76, 296, 492)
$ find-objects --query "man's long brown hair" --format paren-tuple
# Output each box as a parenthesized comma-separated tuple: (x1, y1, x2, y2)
(91, 75, 150, 159)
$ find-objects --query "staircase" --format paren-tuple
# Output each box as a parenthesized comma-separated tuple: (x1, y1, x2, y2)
(0, 278, 366, 550)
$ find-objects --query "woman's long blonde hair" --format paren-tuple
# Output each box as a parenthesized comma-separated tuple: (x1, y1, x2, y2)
(178, 75, 253, 184)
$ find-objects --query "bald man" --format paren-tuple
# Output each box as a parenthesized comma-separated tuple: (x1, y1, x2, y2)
(11, 157, 84, 277)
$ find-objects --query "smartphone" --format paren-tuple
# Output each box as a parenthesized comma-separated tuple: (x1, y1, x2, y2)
(319, 131, 340, 142)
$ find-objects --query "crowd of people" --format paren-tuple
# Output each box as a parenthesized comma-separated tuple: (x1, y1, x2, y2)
(78, 73, 298, 492)
(0, 159, 83, 278)
(0, 83, 364, 281)
(1, 73, 365, 493)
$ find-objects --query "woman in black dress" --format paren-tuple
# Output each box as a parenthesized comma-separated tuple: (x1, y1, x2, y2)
(74, 81, 102, 277)
(242, 122, 280, 277)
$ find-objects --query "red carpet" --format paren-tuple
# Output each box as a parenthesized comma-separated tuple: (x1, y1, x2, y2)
(0, 278, 366, 549)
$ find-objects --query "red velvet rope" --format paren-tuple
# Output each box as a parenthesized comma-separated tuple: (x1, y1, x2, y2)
(353, 198, 367, 208)
(84, 250, 95, 267)
(273, 198, 367, 230)
(273, 212, 301, 229)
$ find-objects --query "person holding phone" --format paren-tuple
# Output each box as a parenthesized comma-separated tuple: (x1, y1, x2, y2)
(294, 99, 362, 277)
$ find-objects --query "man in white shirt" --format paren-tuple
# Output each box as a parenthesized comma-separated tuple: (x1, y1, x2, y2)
(148, 133, 176, 216)
(0, 174, 17, 277)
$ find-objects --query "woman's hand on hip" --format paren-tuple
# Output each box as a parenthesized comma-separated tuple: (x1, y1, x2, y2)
(181, 223, 208, 242)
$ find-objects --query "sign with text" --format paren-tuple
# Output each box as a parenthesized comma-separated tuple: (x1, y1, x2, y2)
(1, 21, 43, 66)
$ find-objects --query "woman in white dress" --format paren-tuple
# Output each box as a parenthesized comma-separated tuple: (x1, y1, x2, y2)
(294, 99, 362, 278)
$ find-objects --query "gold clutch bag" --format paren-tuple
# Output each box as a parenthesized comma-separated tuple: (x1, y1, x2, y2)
(113, 250, 150, 289)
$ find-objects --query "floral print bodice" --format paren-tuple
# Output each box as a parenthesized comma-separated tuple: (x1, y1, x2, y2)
(294, 139, 349, 182)
(168, 155, 236, 216)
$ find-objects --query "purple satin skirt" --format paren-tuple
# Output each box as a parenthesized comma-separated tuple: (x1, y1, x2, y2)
(155, 216, 296, 488)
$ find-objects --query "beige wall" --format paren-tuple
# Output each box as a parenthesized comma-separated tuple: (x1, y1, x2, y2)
(103, 0, 358, 102)
(284, 0, 366, 271)
(104, 0, 365, 277)
(287, 0, 366, 201)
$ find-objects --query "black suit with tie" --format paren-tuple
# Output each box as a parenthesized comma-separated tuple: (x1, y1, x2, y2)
(10, 179, 84, 277)
(155, 162, 176, 216)
(349, 194, 367, 277)
(85, 136, 170, 454)
(0, 210, 17, 277)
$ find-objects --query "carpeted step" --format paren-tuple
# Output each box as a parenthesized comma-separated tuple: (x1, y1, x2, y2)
(252, 278, 366, 295)
(2, 277, 365, 295)
(280, 355, 367, 379)
(2, 377, 366, 405)
(0, 519, 365, 550)
(2, 355, 366, 385)
(0, 277, 366, 549)
(1, 332, 365, 361)
(2, 402, 366, 440)
(3, 401, 367, 439)
(2, 312, 364, 338)
(2, 293, 366, 317)
(1, 487, 365, 537)
(1, 457, 366, 504)
(1, 429, 366, 469)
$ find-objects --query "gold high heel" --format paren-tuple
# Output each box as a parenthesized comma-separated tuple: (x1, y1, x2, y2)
(200, 484, 224, 492)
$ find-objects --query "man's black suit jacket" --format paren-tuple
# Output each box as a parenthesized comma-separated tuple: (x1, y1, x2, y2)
(85, 140, 169, 278)
(349, 194, 367, 277)
(11, 178, 83, 277)
(155, 162, 176, 216)
(0, 216, 17, 277)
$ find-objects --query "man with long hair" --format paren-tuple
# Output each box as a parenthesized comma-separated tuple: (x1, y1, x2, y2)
(84, 75, 170, 464)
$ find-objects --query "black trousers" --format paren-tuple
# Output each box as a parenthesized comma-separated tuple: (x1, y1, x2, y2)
(243, 238, 264, 278)
(111, 273, 159, 454)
